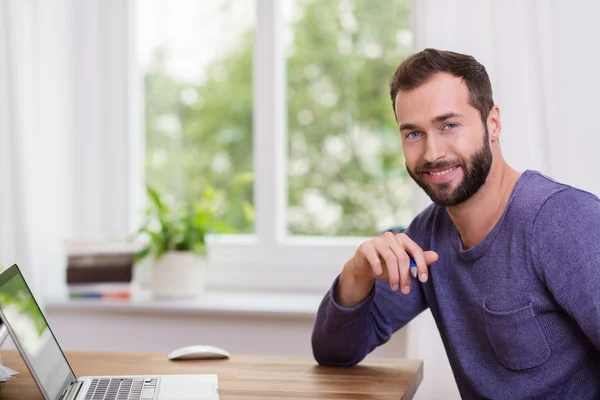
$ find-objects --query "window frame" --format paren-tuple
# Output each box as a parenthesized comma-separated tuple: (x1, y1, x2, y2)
(130, 0, 422, 292)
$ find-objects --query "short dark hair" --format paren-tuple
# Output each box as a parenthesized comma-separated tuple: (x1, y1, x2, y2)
(389, 48, 494, 123)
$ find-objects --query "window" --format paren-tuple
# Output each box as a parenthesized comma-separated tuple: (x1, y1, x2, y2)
(138, 0, 255, 233)
(285, 0, 414, 236)
(136, 0, 416, 291)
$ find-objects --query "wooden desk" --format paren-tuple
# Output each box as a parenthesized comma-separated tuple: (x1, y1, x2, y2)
(0, 351, 423, 399)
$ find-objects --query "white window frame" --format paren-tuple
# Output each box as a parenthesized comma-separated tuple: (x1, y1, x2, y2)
(73, 0, 422, 293)
(206, 0, 425, 292)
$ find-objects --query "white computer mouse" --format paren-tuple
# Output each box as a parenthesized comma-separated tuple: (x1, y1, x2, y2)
(168, 345, 230, 361)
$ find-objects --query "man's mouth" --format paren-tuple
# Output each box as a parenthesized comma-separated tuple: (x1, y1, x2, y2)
(424, 166, 460, 176)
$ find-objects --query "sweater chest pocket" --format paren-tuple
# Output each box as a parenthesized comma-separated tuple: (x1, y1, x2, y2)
(482, 301, 551, 370)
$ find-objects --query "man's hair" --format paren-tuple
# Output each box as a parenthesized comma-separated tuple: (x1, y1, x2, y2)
(389, 48, 494, 123)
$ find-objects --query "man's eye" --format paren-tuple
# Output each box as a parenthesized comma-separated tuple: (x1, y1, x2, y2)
(406, 131, 421, 139)
(443, 123, 458, 130)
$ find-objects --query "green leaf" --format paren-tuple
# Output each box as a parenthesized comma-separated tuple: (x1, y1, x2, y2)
(146, 184, 169, 216)
(134, 245, 152, 263)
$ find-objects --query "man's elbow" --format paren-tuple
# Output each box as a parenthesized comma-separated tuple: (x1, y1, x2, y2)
(311, 335, 367, 367)
(313, 352, 364, 367)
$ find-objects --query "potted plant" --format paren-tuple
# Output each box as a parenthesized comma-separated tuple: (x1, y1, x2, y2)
(134, 185, 233, 299)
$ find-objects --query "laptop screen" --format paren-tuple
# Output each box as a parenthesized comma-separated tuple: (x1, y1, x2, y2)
(0, 265, 76, 399)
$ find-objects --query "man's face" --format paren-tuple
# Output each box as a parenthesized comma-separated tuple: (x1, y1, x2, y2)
(395, 73, 493, 207)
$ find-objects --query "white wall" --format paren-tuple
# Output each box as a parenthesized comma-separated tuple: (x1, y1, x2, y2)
(44, 308, 408, 361)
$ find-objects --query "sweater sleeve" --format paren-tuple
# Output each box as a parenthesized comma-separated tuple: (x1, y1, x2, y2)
(311, 275, 427, 366)
(532, 188, 600, 350)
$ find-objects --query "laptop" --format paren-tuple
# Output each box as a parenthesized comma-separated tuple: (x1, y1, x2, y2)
(0, 264, 219, 400)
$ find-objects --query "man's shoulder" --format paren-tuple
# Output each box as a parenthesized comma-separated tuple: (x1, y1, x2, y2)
(520, 171, 600, 232)
(522, 170, 600, 214)
(529, 173, 600, 274)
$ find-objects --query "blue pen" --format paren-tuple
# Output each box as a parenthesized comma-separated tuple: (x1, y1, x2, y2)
(409, 257, 418, 278)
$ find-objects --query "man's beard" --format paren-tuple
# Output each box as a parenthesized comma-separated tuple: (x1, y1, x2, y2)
(406, 129, 493, 207)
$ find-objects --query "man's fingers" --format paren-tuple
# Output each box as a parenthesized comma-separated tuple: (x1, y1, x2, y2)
(373, 238, 400, 291)
(386, 235, 411, 294)
(358, 242, 383, 276)
(397, 251, 411, 294)
(424, 250, 439, 265)
(397, 233, 428, 283)
(354, 234, 439, 293)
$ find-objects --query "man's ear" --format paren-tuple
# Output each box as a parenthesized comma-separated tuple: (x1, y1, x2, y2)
(488, 105, 501, 142)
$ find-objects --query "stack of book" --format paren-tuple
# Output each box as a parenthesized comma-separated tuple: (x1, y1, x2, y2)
(65, 240, 140, 300)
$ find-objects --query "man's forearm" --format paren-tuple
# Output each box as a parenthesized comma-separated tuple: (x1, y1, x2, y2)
(312, 280, 376, 367)
(334, 262, 375, 308)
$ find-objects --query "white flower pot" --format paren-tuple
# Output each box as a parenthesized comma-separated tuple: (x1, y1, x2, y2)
(150, 251, 206, 299)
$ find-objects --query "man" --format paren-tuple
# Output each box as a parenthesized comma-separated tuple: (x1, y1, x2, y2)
(311, 48, 600, 399)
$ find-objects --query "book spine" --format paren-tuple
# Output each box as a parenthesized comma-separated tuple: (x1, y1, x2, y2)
(69, 292, 131, 300)
(66, 265, 132, 284)
(67, 254, 134, 269)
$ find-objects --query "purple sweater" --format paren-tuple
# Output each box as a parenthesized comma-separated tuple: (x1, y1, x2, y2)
(312, 170, 600, 399)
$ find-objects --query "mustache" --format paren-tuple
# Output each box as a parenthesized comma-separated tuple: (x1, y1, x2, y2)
(415, 160, 462, 174)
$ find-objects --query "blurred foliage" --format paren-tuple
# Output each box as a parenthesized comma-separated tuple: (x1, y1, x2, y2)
(144, 0, 413, 237)
(134, 185, 242, 261)
(0, 277, 46, 337)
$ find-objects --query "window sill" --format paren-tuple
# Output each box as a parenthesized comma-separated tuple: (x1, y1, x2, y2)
(44, 289, 325, 319)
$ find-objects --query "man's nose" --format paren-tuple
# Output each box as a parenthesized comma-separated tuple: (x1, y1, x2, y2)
(423, 135, 446, 163)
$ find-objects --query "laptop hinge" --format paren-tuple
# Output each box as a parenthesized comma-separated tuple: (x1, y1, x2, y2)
(59, 381, 83, 400)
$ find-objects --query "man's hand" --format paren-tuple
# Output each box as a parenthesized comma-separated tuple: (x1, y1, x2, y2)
(335, 232, 438, 308)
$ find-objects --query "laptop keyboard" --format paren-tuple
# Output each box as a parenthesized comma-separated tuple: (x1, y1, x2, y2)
(84, 378, 159, 400)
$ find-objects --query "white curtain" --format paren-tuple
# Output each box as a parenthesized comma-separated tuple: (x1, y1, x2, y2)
(0, 1, 21, 274)
(0, 0, 79, 299)
(0, 0, 48, 296)
(0, 0, 136, 300)
(409, 0, 600, 398)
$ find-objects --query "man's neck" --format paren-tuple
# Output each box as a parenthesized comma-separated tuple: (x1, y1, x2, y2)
(446, 162, 521, 250)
